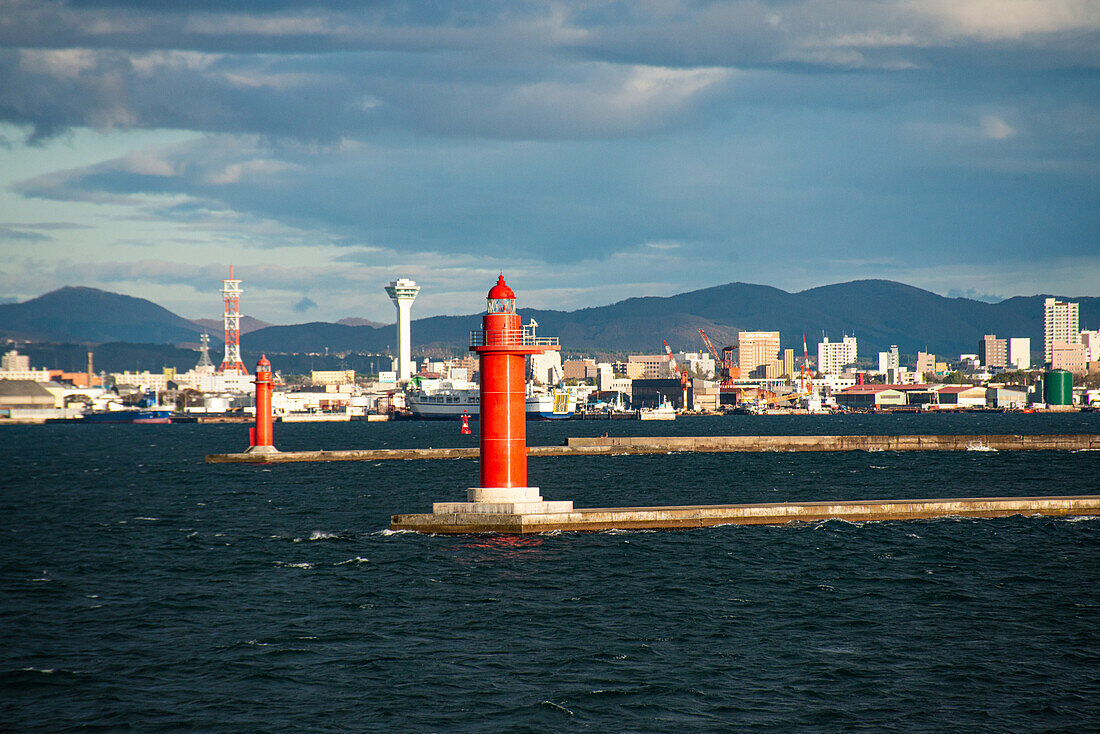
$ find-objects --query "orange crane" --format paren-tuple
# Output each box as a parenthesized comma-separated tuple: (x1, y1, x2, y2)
(800, 332, 814, 397)
(663, 339, 691, 409)
(699, 329, 738, 386)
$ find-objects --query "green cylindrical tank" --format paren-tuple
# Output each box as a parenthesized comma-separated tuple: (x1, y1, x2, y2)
(1043, 369, 1073, 405)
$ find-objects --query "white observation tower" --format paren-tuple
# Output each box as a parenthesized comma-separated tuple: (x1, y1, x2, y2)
(385, 278, 420, 382)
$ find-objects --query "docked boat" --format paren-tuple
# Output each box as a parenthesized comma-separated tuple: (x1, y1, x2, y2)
(406, 380, 576, 420)
(81, 391, 172, 423)
(638, 398, 677, 421)
(81, 408, 172, 424)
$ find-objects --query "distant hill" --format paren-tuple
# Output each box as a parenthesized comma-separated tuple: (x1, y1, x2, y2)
(4, 280, 1098, 360)
(336, 317, 386, 328)
(191, 316, 272, 335)
(243, 280, 1100, 358)
(0, 287, 213, 345)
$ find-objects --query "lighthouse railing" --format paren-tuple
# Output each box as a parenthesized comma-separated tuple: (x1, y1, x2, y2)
(470, 330, 559, 347)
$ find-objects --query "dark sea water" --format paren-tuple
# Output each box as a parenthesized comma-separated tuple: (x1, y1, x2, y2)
(3, 414, 1099, 732)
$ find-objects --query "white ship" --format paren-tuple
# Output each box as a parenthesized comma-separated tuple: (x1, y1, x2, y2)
(406, 380, 575, 420)
(638, 397, 677, 420)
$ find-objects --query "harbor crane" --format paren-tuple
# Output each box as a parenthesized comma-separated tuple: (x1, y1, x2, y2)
(698, 329, 737, 387)
(800, 332, 814, 396)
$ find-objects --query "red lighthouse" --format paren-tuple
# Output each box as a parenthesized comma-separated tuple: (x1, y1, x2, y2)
(458, 275, 570, 512)
(248, 354, 276, 453)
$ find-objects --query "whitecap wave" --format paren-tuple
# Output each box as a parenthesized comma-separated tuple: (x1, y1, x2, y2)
(134, 517, 160, 521)
(541, 700, 574, 716)
(374, 528, 416, 535)
(274, 561, 313, 569)
(293, 531, 340, 542)
(335, 556, 369, 565)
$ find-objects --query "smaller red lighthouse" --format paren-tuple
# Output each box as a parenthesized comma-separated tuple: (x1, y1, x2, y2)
(248, 354, 277, 453)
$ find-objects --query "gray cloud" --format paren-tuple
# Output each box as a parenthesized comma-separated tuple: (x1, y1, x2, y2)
(1, 0, 1097, 314)
(0, 224, 51, 242)
(1, 1, 1097, 142)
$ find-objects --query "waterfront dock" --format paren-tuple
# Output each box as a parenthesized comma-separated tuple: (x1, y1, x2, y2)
(206, 433, 1100, 463)
(389, 495, 1100, 534)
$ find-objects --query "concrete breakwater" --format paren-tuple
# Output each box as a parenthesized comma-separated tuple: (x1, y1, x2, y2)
(206, 434, 1100, 463)
(565, 434, 1100, 453)
(389, 495, 1100, 534)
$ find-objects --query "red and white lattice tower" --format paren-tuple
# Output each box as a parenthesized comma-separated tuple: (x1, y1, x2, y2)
(219, 265, 249, 374)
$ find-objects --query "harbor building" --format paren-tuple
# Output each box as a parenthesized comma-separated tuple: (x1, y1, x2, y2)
(632, 378, 691, 410)
(1081, 329, 1100, 362)
(1044, 297, 1079, 364)
(0, 379, 57, 410)
(2, 349, 30, 372)
(759, 348, 796, 379)
(878, 345, 899, 374)
(627, 354, 672, 379)
(311, 370, 356, 387)
(834, 385, 907, 410)
(988, 386, 1028, 409)
(916, 351, 936, 376)
(1051, 342, 1088, 375)
(817, 336, 857, 375)
(979, 335, 1007, 370)
(0, 348, 50, 381)
(680, 352, 717, 379)
(563, 358, 597, 381)
(734, 331, 780, 377)
(1008, 338, 1031, 370)
(529, 351, 563, 386)
(612, 361, 645, 380)
(936, 385, 988, 409)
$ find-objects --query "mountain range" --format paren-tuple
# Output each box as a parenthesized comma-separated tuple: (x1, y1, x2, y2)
(2, 281, 1098, 366)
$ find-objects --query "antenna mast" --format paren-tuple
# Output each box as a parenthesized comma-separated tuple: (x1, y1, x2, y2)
(219, 265, 248, 374)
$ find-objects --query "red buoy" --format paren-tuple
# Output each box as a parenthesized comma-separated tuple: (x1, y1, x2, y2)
(460, 411, 472, 435)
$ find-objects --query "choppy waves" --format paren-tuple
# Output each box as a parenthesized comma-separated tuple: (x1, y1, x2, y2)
(2, 418, 1099, 731)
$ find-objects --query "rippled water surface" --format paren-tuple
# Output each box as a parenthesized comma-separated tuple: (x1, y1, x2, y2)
(3, 414, 1099, 732)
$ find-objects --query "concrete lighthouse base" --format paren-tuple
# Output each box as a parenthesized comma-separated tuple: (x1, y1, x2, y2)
(431, 487, 574, 515)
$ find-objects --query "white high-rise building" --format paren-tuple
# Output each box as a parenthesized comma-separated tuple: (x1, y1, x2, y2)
(817, 335, 857, 375)
(1081, 329, 1100, 362)
(1008, 338, 1031, 370)
(385, 278, 420, 382)
(878, 345, 899, 374)
(529, 351, 563, 385)
(1044, 298, 1079, 364)
(1, 349, 30, 372)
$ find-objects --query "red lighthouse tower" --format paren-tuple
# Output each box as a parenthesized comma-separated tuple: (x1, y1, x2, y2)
(247, 354, 276, 453)
(440, 275, 571, 514)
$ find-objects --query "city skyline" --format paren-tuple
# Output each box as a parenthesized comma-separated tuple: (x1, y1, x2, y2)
(1, 1, 1098, 324)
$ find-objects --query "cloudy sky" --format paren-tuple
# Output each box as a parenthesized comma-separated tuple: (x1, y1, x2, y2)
(0, 0, 1097, 324)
